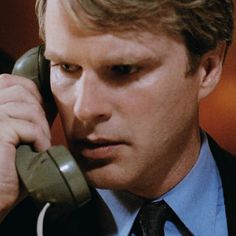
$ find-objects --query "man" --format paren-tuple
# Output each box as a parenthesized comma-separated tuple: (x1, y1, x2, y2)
(0, 0, 235, 235)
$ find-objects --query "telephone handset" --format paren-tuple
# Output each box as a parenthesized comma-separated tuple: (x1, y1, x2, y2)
(12, 46, 91, 218)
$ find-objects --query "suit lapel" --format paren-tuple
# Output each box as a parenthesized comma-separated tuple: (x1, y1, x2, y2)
(208, 136, 236, 235)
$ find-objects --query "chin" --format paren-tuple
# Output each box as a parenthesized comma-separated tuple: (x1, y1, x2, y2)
(77, 155, 138, 191)
(82, 165, 132, 191)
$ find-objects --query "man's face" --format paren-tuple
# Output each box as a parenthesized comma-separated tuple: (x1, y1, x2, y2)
(45, 0, 202, 197)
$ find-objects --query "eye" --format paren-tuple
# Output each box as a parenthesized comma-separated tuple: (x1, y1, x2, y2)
(111, 65, 140, 75)
(60, 64, 81, 73)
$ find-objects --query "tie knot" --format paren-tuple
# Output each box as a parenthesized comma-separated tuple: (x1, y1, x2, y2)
(132, 200, 194, 236)
(139, 201, 168, 231)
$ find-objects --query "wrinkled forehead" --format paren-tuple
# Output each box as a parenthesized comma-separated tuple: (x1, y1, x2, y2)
(56, 0, 176, 35)
(45, 0, 182, 50)
(44, 0, 187, 70)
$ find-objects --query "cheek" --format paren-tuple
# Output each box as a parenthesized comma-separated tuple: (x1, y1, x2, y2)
(50, 68, 77, 104)
(50, 74, 76, 135)
(116, 78, 172, 127)
(52, 98, 74, 143)
(121, 74, 199, 141)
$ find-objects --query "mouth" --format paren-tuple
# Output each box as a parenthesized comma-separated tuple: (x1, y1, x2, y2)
(77, 138, 125, 160)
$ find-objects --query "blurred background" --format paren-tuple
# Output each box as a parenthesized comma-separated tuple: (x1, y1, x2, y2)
(0, 0, 236, 154)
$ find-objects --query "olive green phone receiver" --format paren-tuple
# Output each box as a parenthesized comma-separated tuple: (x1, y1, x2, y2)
(12, 46, 91, 218)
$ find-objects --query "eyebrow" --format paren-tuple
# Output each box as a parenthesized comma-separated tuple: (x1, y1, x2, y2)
(44, 50, 64, 61)
(44, 49, 159, 66)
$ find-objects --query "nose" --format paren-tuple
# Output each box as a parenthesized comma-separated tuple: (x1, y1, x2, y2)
(73, 72, 112, 125)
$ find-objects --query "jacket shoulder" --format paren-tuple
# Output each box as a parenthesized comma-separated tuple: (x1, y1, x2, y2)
(0, 194, 102, 236)
(0, 197, 39, 235)
(208, 135, 236, 179)
(208, 135, 236, 235)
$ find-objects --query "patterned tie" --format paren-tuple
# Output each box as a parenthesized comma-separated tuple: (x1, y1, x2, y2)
(131, 200, 194, 236)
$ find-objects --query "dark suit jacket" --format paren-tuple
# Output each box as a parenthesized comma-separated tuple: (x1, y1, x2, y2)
(208, 137, 236, 236)
(0, 137, 236, 235)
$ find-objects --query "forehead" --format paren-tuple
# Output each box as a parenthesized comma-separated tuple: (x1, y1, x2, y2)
(58, 0, 176, 34)
(45, 0, 187, 64)
(45, 0, 178, 39)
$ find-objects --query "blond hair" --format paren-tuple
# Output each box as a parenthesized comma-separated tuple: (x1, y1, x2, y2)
(36, 0, 234, 72)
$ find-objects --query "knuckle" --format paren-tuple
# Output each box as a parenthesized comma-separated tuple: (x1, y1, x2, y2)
(12, 84, 24, 93)
(32, 124, 44, 137)
(0, 74, 36, 91)
(11, 84, 30, 98)
(0, 73, 11, 80)
(0, 111, 7, 121)
(28, 80, 39, 90)
(32, 103, 43, 113)
(31, 104, 46, 119)
(0, 124, 15, 145)
(0, 74, 12, 87)
(17, 77, 39, 93)
(0, 105, 10, 120)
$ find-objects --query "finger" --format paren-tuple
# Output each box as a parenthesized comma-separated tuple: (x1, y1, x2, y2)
(0, 102, 51, 140)
(0, 85, 42, 106)
(0, 74, 42, 103)
(0, 143, 27, 211)
(1, 119, 51, 152)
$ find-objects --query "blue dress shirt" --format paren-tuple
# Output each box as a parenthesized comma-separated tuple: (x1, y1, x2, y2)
(96, 135, 228, 235)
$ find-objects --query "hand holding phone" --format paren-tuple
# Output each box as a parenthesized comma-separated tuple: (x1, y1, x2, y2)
(0, 46, 91, 221)
(0, 71, 51, 221)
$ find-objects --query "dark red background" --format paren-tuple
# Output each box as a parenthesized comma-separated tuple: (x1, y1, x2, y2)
(1, 1, 236, 154)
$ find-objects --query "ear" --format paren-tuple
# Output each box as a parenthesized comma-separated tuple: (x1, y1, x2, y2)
(198, 42, 226, 101)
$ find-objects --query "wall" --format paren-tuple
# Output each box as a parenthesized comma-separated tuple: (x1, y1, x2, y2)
(1, 1, 236, 153)
(0, 0, 65, 145)
(199, 32, 236, 154)
(0, 1, 40, 58)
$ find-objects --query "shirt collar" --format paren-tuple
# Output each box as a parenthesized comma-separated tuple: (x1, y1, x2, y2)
(96, 134, 222, 236)
(161, 133, 222, 235)
(96, 189, 143, 235)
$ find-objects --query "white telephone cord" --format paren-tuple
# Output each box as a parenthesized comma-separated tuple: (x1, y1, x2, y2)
(37, 202, 51, 236)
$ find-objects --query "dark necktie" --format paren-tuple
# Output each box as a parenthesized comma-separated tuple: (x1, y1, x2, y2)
(131, 200, 194, 236)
